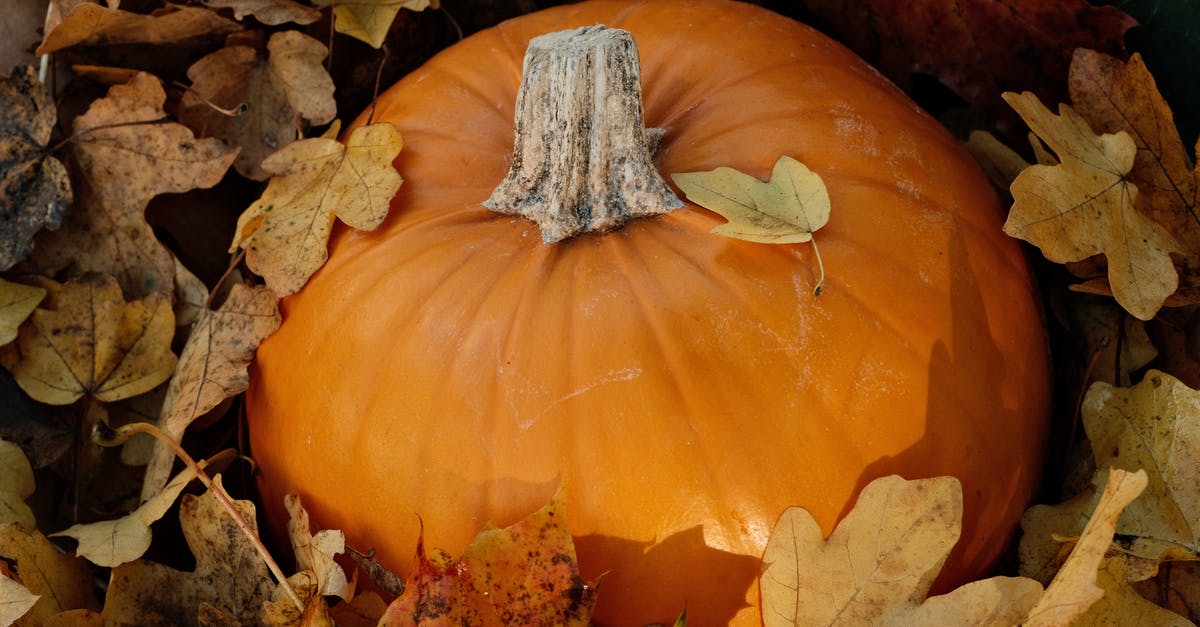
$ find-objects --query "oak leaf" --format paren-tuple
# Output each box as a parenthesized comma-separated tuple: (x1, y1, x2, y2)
(22, 73, 237, 299)
(142, 284, 279, 499)
(181, 31, 336, 180)
(0, 279, 45, 347)
(1068, 50, 1200, 253)
(0, 572, 39, 627)
(202, 0, 322, 25)
(1073, 556, 1197, 626)
(0, 524, 99, 624)
(0, 276, 176, 406)
(1003, 91, 1181, 320)
(37, 4, 240, 55)
(313, 0, 438, 49)
(284, 494, 352, 601)
(0, 439, 35, 530)
(101, 476, 275, 625)
(0, 66, 70, 270)
(231, 122, 404, 296)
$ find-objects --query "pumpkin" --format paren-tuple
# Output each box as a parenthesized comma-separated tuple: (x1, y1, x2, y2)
(246, 1, 1051, 624)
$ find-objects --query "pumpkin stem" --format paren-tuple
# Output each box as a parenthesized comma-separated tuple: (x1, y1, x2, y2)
(484, 25, 682, 242)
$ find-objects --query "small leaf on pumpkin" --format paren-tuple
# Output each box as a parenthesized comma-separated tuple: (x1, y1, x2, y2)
(0, 279, 45, 347)
(1002, 91, 1181, 320)
(231, 122, 404, 296)
(202, 0, 321, 26)
(0, 276, 176, 406)
(0, 524, 99, 622)
(672, 155, 830, 293)
(379, 530, 503, 627)
(142, 283, 279, 499)
(0, 66, 70, 270)
(760, 475, 1043, 626)
(312, 0, 438, 49)
(0, 439, 35, 530)
(36, 4, 240, 55)
(180, 31, 336, 180)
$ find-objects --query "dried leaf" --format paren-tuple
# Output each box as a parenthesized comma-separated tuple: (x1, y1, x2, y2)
(181, 31, 336, 180)
(1068, 50, 1200, 253)
(22, 73, 237, 299)
(0, 276, 176, 405)
(378, 535, 503, 627)
(965, 129, 1031, 190)
(52, 459, 203, 567)
(1133, 561, 1200, 622)
(142, 284, 279, 498)
(1070, 298, 1157, 386)
(0, 572, 38, 626)
(0, 279, 45, 347)
(202, 0, 322, 25)
(1024, 468, 1148, 626)
(0, 439, 35, 530)
(313, 0, 437, 48)
(101, 476, 275, 626)
(760, 475, 1042, 626)
(231, 122, 403, 296)
(285, 494, 351, 601)
(0, 524, 99, 623)
(37, 4, 240, 55)
(1075, 556, 1197, 626)
(1003, 91, 1181, 320)
(0, 66, 71, 270)
(328, 591, 388, 627)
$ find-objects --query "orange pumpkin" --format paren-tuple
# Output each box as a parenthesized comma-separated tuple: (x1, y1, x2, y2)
(246, 1, 1051, 624)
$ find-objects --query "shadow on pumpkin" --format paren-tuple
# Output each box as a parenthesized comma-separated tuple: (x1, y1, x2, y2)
(575, 526, 760, 627)
(846, 219, 1046, 594)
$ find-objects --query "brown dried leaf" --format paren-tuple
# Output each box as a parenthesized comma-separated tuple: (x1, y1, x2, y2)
(760, 475, 1043, 626)
(1133, 561, 1200, 622)
(0, 439, 35, 531)
(0, 524, 99, 623)
(0, 66, 71, 270)
(378, 535, 503, 627)
(231, 123, 403, 295)
(284, 495, 351, 601)
(0, 571, 38, 627)
(203, 0, 322, 25)
(1070, 298, 1157, 386)
(0, 276, 176, 405)
(181, 31, 336, 180)
(37, 4, 240, 55)
(965, 129, 1031, 190)
(101, 476, 275, 626)
(142, 284, 279, 498)
(1069, 50, 1200, 253)
(1075, 556, 1197, 626)
(0, 279, 45, 347)
(328, 591, 388, 627)
(1003, 91, 1181, 320)
(313, 0, 437, 48)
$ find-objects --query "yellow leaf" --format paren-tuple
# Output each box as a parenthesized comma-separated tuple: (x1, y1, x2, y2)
(0, 440, 35, 531)
(1002, 91, 1181, 320)
(0, 276, 176, 405)
(0, 524, 98, 623)
(313, 0, 438, 49)
(1074, 556, 1196, 626)
(0, 279, 44, 347)
(285, 494, 352, 601)
(231, 122, 403, 296)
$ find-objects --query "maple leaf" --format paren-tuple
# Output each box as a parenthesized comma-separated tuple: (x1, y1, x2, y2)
(671, 155, 830, 293)
(181, 31, 337, 180)
(0, 276, 176, 406)
(0, 439, 35, 530)
(202, 0, 322, 26)
(1068, 50, 1200, 254)
(0, 524, 100, 623)
(0, 279, 45, 347)
(101, 476, 275, 625)
(313, 0, 439, 49)
(1002, 91, 1181, 320)
(21, 72, 237, 300)
(798, 0, 1134, 133)
(37, 4, 240, 55)
(0, 66, 71, 270)
(231, 122, 404, 296)
(142, 284, 279, 499)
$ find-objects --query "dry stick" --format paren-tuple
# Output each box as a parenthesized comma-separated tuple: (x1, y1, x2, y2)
(93, 420, 305, 612)
(810, 238, 825, 296)
(204, 249, 247, 311)
(365, 45, 389, 127)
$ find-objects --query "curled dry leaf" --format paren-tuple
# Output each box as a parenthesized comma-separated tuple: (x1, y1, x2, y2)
(202, 0, 322, 26)
(312, 0, 438, 48)
(0, 524, 99, 623)
(37, 4, 240, 55)
(0, 276, 176, 406)
(0, 439, 35, 530)
(101, 476, 276, 626)
(0, 66, 70, 270)
(52, 458, 205, 568)
(181, 31, 337, 180)
(231, 122, 404, 296)
(1003, 91, 1181, 320)
(142, 284, 279, 499)
(284, 494, 352, 601)
(760, 475, 1042, 626)
(0, 279, 45, 347)
(23, 73, 237, 299)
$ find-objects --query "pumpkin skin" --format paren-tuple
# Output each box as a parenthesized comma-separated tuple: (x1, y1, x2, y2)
(246, 1, 1051, 624)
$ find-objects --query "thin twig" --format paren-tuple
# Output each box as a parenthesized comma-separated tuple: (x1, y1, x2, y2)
(205, 249, 247, 311)
(366, 46, 389, 127)
(810, 237, 825, 296)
